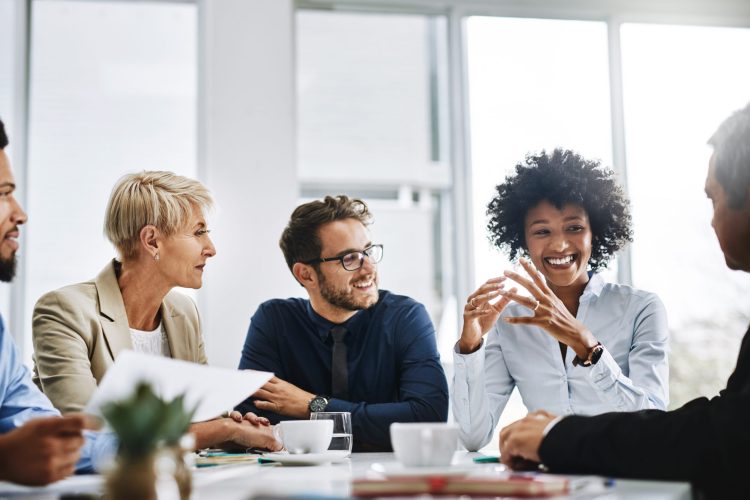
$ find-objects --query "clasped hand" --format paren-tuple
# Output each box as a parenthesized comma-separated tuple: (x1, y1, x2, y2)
(499, 410, 556, 470)
(253, 376, 316, 418)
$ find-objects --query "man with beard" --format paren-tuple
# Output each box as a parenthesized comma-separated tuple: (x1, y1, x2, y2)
(236, 195, 448, 451)
(497, 102, 750, 499)
(0, 118, 114, 485)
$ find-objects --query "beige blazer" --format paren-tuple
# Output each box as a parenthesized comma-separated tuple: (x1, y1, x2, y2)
(32, 260, 207, 414)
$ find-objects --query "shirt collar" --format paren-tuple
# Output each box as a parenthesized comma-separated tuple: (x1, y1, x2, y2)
(305, 301, 364, 342)
(580, 272, 606, 300)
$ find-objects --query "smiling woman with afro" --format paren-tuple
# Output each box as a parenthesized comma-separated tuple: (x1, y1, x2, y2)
(487, 148, 632, 272)
(451, 147, 670, 453)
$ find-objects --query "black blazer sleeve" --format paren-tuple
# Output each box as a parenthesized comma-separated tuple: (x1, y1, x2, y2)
(539, 326, 750, 498)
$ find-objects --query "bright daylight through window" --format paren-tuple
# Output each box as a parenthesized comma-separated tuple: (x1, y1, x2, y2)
(25, 0, 197, 359)
(621, 23, 750, 407)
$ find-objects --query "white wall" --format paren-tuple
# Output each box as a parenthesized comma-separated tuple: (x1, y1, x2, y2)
(198, 0, 301, 368)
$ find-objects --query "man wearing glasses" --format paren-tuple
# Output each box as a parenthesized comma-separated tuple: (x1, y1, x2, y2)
(236, 195, 448, 451)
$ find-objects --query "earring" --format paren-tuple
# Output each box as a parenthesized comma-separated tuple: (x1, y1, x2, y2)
(154, 252, 160, 262)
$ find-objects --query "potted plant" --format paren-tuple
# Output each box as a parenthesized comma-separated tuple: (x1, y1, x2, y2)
(102, 382, 195, 500)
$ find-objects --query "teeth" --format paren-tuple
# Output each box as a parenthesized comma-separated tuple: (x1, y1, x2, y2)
(353, 281, 373, 288)
(547, 255, 574, 266)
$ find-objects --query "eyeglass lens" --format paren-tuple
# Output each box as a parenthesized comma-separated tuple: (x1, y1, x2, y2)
(341, 245, 383, 271)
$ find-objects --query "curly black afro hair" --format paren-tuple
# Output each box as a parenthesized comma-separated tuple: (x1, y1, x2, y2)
(486, 148, 632, 272)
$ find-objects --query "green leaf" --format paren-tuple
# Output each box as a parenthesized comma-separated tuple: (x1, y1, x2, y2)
(102, 382, 196, 460)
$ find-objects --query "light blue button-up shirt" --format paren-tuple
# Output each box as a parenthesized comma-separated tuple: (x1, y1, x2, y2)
(452, 274, 669, 451)
(0, 316, 116, 474)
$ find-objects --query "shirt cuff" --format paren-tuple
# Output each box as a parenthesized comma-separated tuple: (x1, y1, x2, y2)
(582, 347, 622, 388)
(452, 339, 485, 377)
(543, 415, 565, 437)
(324, 398, 355, 413)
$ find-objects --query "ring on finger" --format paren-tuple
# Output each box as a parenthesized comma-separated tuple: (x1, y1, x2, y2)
(532, 300, 540, 311)
(470, 297, 477, 308)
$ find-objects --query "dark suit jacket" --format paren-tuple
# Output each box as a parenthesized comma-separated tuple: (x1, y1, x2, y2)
(540, 324, 750, 499)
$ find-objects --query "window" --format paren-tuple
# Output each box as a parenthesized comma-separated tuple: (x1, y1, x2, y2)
(0, 0, 13, 118)
(24, 0, 197, 357)
(467, 16, 614, 287)
(296, 9, 453, 348)
(621, 23, 750, 407)
(0, 0, 18, 331)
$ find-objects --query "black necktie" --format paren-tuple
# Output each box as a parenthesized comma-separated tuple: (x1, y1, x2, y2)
(330, 325, 349, 400)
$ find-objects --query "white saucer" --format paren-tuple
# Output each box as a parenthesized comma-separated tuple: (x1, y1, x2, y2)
(369, 461, 475, 477)
(261, 451, 350, 466)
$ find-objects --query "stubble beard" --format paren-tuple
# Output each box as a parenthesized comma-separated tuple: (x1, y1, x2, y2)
(318, 270, 379, 312)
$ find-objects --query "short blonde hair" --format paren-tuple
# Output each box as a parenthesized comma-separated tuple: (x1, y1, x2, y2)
(104, 171, 213, 260)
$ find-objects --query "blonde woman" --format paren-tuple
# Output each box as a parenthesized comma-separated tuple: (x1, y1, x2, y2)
(32, 171, 280, 451)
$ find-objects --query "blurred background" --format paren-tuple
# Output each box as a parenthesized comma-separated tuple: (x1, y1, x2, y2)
(2, 0, 749, 451)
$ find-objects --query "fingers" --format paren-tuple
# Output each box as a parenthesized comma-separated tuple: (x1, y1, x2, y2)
(491, 286, 515, 314)
(504, 316, 536, 325)
(32, 415, 86, 436)
(518, 257, 551, 294)
(268, 439, 283, 452)
(253, 388, 275, 400)
(472, 277, 506, 297)
(466, 279, 506, 305)
(503, 268, 545, 300)
(243, 412, 270, 426)
(64, 413, 102, 432)
(497, 288, 539, 311)
(463, 307, 498, 318)
(59, 434, 85, 453)
(253, 400, 279, 413)
(228, 411, 243, 422)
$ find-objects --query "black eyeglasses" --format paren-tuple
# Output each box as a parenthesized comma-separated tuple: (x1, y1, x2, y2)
(305, 244, 384, 271)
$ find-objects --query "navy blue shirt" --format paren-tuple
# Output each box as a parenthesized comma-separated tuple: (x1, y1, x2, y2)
(237, 290, 449, 451)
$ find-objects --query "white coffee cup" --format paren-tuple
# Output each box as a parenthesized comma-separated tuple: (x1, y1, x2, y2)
(273, 420, 334, 454)
(390, 422, 458, 467)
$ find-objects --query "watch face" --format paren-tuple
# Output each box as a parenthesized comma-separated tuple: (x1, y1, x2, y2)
(309, 397, 328, 412)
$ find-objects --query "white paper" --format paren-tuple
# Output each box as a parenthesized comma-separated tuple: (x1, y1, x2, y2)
(85, 350, 273, 422)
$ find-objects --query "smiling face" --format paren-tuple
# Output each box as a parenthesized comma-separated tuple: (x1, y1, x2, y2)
(0, 150, 28, 282)
(706, 154, 750, 271)
(312, 218, 379, 318)
(524, 201, 592, 290)
(157, 204, 216, 289)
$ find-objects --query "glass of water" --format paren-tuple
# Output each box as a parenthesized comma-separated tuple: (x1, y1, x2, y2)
(310, 411, 352, 457)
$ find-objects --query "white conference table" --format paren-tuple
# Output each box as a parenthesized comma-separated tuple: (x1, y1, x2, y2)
(0, 452, 692, 499)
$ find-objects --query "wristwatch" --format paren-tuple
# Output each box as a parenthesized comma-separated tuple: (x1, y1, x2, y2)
(572, 342, 604, 367)
(308, 395, 329, 413)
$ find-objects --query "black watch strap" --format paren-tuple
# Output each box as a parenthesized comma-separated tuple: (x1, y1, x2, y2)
(572, 342, 604, 367)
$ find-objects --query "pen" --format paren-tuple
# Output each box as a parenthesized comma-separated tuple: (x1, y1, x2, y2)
(473, 456, 500, 463)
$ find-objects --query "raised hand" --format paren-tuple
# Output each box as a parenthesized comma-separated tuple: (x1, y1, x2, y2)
(458, 276, 513, 354)
(499, 258, 597, 359)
